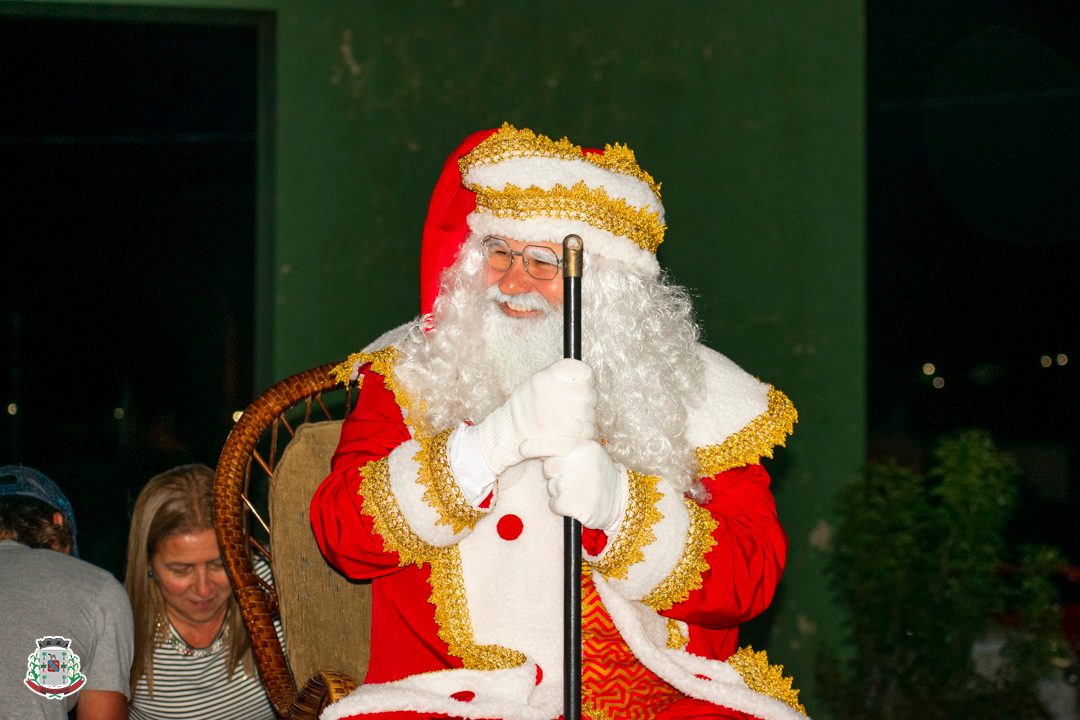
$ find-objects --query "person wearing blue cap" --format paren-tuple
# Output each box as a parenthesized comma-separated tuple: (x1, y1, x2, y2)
(0, 464, 134, 720)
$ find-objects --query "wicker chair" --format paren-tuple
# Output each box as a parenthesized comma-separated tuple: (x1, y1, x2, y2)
(214, 363, 370, 719)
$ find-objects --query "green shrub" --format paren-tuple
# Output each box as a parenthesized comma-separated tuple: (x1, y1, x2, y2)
(817, 430, 1067, 720)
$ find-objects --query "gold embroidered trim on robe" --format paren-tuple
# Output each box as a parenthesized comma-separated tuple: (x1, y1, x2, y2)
(416, 427, 485, 534)
(333, 345, 434, 430)
(359, 460, 522, 669)
(343, 346, 482, 533)
(641, 499, 718, 611)
(333, 346, 399, 393)
(428, 546, 526, 670)
(592, 471, 662, 581)
(727, 646, 807, 716)
(695, 387, 797, 476)
(347, 346, 521, 670)
(665, 618, 689, 650)
(357, 457, 434, 567)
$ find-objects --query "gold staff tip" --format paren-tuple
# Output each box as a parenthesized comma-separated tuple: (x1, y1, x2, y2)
(563, 234, 583, 278)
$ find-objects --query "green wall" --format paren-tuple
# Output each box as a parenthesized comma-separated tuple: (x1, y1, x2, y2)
(11, 1, 864, 713)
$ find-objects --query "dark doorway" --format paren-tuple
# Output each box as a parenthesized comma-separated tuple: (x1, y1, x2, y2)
(0, 6, 269, 577)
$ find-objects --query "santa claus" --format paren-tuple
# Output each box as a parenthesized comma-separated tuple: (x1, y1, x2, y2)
(310, 123, 806, 720)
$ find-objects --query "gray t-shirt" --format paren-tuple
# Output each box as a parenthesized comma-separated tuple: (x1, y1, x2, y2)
(0, 539, 134, 720)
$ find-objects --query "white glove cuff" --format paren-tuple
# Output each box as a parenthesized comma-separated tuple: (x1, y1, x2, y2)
(447, 423, 497, 507)
(601, 464, 632, 534)
(476, 403, 520, 476)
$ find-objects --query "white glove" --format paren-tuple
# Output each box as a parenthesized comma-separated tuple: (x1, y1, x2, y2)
(520, 437, 628, 532)
(476, 359, 597, 475)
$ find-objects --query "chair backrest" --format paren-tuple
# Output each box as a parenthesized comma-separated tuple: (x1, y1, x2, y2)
(215, 364, 365, 718)
(269, 419, 371, 685)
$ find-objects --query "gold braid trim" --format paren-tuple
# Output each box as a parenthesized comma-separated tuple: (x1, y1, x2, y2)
(695, 387, 797, 476)
(357, 458, 435, 567)
(591, 471, 662, 581)
(727, 646, 807, 716)
(582, 700, 609, 720)
(345, 347, 517, 669)
(428, 546, 527, 670)
(641, 499, 718, 611)
(415, 427, 485, 534)
(330, 357, 358, 387)
(332, 345, 397, 388)
(473, 181, 665, 254)
(459, 121, 662, 199)
(337, 347, 472, 526)
(666, 618, 689, 650)
(359, 447, 519, 669)
(332, 345, 428, 426)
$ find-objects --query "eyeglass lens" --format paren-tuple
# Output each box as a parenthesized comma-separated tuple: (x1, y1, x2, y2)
(482, 237, 561, 280)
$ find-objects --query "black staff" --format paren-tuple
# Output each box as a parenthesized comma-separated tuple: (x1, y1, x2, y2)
(562, 234, 583, 720)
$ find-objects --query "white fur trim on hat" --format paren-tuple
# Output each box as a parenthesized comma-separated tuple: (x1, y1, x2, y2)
(465, 156, 664, 218)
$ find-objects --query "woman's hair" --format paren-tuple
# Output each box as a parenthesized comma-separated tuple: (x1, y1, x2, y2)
(123, 463, 252, 698)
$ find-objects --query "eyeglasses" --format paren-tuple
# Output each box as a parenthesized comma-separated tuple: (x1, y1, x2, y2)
(481, 236, 562, 281)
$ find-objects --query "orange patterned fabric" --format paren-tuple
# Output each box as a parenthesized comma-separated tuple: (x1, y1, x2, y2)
(582, 570, 683, 719)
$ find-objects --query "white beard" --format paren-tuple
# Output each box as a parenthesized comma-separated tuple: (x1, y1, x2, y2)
(480, 286, 563, 394)
(394, 234, 705, 494)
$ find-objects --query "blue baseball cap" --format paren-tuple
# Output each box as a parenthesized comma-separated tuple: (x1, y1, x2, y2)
(0, 465, 79, 557)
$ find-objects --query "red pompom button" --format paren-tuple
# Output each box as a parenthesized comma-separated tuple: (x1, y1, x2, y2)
(451, 690, 475, 702)
(497, 514, 523, 540)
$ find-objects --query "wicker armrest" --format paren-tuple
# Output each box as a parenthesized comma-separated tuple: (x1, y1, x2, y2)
(288, 670, 360, 720)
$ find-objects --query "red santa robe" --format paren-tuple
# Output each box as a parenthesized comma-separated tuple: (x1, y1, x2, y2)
(310, 325, 806, 720)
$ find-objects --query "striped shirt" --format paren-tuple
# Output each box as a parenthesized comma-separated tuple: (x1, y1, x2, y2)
(128, 625, 276, 720)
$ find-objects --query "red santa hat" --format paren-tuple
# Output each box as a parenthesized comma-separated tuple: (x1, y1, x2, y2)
(419, 122, 666, 315)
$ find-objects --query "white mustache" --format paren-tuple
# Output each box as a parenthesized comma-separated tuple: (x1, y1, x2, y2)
(485, 286, 553, 313)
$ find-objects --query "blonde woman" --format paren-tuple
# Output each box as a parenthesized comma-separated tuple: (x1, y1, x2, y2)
(124, 463, 274, 720)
